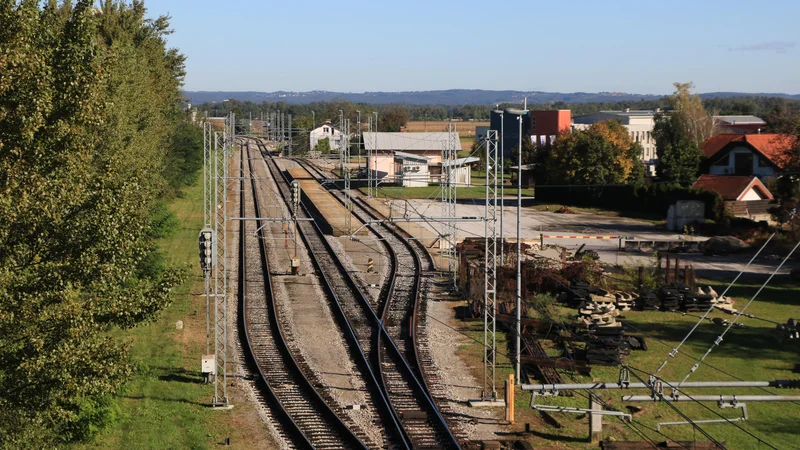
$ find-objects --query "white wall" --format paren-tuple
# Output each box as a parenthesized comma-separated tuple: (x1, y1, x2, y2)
(309, 124, 343, 151)
(396, 159, 429, 187)
(708, 146, 776, 177)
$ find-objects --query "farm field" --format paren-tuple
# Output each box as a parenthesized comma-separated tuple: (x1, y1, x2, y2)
(406, 120, 489, 138)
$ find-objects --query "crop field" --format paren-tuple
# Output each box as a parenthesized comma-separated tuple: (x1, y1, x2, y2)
(405, 120, 489, 138)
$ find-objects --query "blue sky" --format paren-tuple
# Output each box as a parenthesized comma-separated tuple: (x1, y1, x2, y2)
(146, 0, 800, 95)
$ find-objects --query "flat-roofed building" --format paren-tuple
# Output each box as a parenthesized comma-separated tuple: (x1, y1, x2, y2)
(714, 115, 767, 134)
(572, 110, 658, 172)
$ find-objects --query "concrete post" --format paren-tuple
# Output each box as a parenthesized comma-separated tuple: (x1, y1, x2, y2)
(590, 393, 602, 443)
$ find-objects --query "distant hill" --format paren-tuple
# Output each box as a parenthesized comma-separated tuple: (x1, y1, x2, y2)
(183, 89, 800, 106)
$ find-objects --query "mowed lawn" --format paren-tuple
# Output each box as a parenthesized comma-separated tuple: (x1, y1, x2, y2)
(460, 277, 800, 448)
(73, 177, 273, 449)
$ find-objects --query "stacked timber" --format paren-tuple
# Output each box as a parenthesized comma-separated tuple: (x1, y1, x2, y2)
(658, 285, 682, 312)
(637, 292, 659, 311)
(585, 325, 629, 365)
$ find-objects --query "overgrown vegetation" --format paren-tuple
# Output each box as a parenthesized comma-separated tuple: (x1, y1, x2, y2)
(0, 1, 197, 446)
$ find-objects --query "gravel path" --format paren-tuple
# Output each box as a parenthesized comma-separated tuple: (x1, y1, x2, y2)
(426, 297, 511, 441)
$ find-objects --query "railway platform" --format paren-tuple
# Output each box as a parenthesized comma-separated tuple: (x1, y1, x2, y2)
(286, 167, 367, 237)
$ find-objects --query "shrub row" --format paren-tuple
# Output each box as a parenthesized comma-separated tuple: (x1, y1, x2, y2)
(535, 183, 725, 221)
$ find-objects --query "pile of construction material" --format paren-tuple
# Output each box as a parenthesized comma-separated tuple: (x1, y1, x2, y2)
(635, 283, 731, 313)
(658, 284, 682, 311)
(637, 292, 660, 311)
(774, 319, 800, 343)
(585, 325, 629, 365)
(577, 301, 619, 327)
(614, 293, 635, 311)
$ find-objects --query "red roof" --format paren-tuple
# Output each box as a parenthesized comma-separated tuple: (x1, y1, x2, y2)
(701, 133, 795, 168)
(691, 174, 773, 201)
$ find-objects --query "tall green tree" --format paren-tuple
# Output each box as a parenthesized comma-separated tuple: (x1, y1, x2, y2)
(0, 1, 188, 445)
(653, 112, 704, 183)
(546, 121, 644, 185)
(379, 104, 409, 132)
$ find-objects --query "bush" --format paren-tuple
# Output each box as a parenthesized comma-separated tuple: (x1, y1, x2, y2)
(535, 183, 724, 221)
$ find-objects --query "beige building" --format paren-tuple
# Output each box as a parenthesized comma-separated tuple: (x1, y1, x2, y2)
(572, 110, 658, 174)
(363, 132, 455, 185)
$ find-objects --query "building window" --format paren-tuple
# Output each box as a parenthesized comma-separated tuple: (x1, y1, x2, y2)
(530, 117, 536, 131)
(712, 154, 729, 167)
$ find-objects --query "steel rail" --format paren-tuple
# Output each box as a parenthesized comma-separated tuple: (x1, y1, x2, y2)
(254, 141, 410, 449)
(295, 157, 461, 449)
(240, 142, 368, 449)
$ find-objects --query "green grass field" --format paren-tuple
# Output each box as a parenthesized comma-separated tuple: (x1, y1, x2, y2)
(456, 278, 800, 448)
(361, 185, 534, 200)
(72, 177, 270, 449)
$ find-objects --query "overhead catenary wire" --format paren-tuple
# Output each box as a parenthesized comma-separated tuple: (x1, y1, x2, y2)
(677, 236, 800, 388)
(653, 230, 779, 375)
(523, 268, 777, 449)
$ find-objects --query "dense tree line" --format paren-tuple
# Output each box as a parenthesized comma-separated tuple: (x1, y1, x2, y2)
(197, 96, 800, 128)
(0, 1, 196, 446)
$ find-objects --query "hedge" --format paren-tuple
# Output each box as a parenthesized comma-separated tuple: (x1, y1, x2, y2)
(535, 183, 724, 221)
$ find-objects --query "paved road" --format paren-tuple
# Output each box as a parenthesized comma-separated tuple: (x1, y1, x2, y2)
(392, 198, 793, 278)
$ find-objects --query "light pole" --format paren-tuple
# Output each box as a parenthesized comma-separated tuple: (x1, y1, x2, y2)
(356, 111, 361, 171)
(500, 112, 505, 267)
(515, 109, 527, 385)
(372, 111, 378, 196)
(312, 110, 315, 129)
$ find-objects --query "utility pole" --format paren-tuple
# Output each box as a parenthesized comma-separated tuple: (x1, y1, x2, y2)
(287, 114, 293, 157)
(203, 122, 214, 355)
(500, 111, 505, 267)
(515, 109, 527, 385)
(483, 130, 499, 400)
(442, 123, 459, 290)
(367, 116, 372, 198)
(211, 112, 234, 407)
(339, 110, 344, 175)
(372, 111, 378, 197)
(344, 118, 352, 234)
(356, 111, 361, 171)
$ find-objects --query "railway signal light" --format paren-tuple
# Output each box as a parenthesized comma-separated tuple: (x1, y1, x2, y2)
(199, 228, 213, 274)
(290, 180, 301, 207)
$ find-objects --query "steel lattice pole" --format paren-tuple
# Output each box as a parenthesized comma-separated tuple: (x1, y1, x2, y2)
(483, 130, 498, 400)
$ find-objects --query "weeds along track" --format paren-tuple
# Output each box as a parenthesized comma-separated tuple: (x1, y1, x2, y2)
(238, 142, 368, 450)
(294, 158, 462, 449)
(251, 140, 408, 449)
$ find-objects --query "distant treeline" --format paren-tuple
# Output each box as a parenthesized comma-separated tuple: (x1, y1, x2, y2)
(196, 95, 800, 127)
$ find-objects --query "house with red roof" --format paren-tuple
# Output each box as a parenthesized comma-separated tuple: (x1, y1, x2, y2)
(701, 133, 795, 178)
(692, 174, 774, 221)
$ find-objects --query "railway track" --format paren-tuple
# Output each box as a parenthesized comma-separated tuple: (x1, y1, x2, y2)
(251, 140, 409, 449)
(238, 142, 369, 450)
(294, 158, 462, 449)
